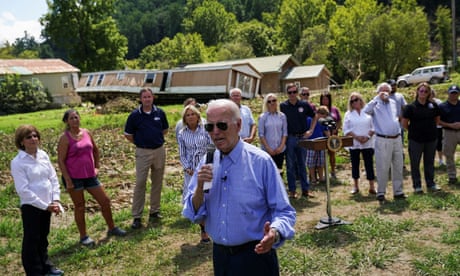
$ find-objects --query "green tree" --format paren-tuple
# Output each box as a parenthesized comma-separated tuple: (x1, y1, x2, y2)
(295, 24, 330, 66)
(367, 8, 430, 80)
(0, 74, 52, 115)
(234, 20, 276, 57)
(182, 0, 237, 46)
(329, 0, 381, 81)
(214, 41, 254, 61)
(275, 0, 325, 54)
(435, 6, 452, 66)
(11, 31, 40, 58)
(139, 33, 209, 69)
(40, 0, 128, 72)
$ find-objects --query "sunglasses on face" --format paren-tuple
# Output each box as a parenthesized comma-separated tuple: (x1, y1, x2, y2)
(267, 99, 277, 104)
(25, 134, 38, 139)
(350, 98, 360, 103)
(287, 90, 298, 95)
(205, 122, 228, 132)
(418, 89, 428, 93)
(301, 93, 310, 96)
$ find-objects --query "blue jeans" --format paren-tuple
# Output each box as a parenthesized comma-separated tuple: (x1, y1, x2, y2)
(408, 139, 437, 189)
(286, 136, 309, 192)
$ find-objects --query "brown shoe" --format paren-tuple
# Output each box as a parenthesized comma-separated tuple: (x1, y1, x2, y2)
(302, 190, 315, 198)
(368, 188, 376, 195)
(288, 191, 297, 199)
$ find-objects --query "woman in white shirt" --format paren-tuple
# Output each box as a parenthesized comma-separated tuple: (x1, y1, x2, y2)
(10, 125, 63, 276)
(343, 92, 376, 195)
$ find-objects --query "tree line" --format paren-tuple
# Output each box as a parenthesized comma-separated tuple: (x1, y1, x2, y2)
(0, 0, 456, 85)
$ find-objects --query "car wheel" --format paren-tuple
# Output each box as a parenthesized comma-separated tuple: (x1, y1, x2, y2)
(430, 78, 440, 84)
(398, 81, 407, 88)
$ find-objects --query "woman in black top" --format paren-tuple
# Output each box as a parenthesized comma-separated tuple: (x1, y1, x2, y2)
(402, 82, 441, 193)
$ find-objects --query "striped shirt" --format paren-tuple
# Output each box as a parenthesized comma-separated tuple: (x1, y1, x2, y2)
(177, 124, 212, 171)
(258, 111, 287, 152)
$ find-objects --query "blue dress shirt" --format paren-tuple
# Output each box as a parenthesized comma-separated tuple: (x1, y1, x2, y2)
(182, 140, 296, 247)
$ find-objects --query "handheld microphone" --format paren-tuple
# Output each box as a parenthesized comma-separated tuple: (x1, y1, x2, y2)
(203, 144, 215, 192)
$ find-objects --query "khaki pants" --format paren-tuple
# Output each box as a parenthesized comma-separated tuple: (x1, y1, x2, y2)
(374, 136, 404, 196)
(443, 129, 460, 179)
(132, 146, 166, 218)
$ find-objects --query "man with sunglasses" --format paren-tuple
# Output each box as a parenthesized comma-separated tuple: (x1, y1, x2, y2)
(182, 99, 296, 275)
(439, 85, 460, 184)
(280, 83, 317, 199)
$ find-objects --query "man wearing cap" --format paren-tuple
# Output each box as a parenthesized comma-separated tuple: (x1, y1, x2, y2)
(439, 85, 460, 184)
(363, 82, 406, 202)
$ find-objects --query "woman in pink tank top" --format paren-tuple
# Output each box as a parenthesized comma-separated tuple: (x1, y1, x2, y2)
(57, 109, 126, 246)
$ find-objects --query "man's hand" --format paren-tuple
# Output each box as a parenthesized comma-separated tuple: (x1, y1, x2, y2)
(255, 221, 277, 254)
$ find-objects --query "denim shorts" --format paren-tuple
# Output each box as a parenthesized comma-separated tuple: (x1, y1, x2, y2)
(62, 176, 101, 191)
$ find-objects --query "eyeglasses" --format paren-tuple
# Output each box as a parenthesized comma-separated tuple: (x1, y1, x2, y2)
(267, 99, 277, 104)
(204, 122, 228, 132)
(350, 98, 360, 104)
(25, 134, 38, 139)
(301, 93, 310, 96)
(287, 90, 298, 95)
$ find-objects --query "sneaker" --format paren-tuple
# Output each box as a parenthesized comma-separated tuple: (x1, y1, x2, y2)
(47, 267, 64, 276)
(149, 212, 162, 222)
(414, 187, 424, 194)
(448, 178, 457, 184)
(80, 236, 95, 246)
(428, 185, 441, 192)
(131, 218, 142, 229)
(107, 226, 127, 237)
(350, 187, 359, 194)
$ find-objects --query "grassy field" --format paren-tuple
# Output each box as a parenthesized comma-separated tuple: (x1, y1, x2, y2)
(1, 82, 460, 275)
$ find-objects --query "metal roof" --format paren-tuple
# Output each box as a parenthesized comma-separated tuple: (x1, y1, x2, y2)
(0, 59, 80, 75)
(283, 64, 330, 80)
(185, 54, 299, 73)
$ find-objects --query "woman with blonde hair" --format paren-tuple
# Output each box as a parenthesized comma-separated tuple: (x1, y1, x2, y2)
(258, 93, 288, 174)
(177, 104, 212, 243)
(343, 92, 376, 194)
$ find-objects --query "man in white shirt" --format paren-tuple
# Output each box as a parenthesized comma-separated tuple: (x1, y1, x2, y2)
(229, 88, 256, 143)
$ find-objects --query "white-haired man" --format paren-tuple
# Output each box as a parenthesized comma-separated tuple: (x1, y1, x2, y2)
(363, 82, 406, 202)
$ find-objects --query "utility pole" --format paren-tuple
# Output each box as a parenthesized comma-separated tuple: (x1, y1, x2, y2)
(453, 0, 457, 69)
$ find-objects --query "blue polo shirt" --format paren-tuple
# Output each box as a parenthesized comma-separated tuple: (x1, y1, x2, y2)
(280, 99, 315, 135)
(124, 105, 169, 149)
(439, 100, 460, 126)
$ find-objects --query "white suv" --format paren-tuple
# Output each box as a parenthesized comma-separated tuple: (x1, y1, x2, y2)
(396, 65, 449, 87)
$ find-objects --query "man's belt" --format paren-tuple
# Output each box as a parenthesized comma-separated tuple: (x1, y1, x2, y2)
(214, 240, 259, 255)
(376, 133, 400, 139)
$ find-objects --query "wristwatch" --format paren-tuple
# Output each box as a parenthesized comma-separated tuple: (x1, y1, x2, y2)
(271, 227, 280, 243)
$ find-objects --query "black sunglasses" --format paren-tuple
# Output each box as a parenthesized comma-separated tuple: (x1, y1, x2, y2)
(267, 99, 277, 104)
(287, 90, 298, 95)
(350, 98, 360, 103)
(25, 134, 38, 139)
(205, 122, 228, 132)
(301, 93, 310, 96)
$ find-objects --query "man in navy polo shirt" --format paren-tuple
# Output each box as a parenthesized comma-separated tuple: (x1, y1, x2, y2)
(124, 88, 169, 229)
(280, 83, 317, 199)
(439, 85, 460, 184)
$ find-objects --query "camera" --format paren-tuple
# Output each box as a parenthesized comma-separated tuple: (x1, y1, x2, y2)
(318, 116, 337, 130)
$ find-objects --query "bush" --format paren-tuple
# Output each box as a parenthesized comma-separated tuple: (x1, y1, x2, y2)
(0, 74, 52, 115)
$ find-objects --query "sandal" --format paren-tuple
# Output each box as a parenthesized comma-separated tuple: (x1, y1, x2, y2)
(350, 188, 359, 194)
